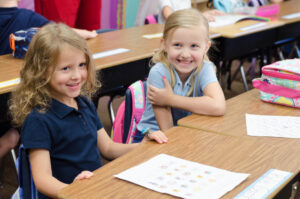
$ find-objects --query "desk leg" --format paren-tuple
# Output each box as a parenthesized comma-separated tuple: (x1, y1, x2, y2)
(290, 181, 300, 199)
(274, 172, 300, 199)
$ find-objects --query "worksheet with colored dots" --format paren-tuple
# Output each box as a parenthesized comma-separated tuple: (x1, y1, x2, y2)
(115, 154, 249, 199)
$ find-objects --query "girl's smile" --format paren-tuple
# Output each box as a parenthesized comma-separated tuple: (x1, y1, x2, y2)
(163, 26, 210, 83)
(49, 43, 87, 107)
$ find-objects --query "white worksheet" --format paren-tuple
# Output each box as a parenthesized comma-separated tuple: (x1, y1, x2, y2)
(115, 154, 249, 199)
(209, 14, 256, 28)
(246, 113, 300, 138)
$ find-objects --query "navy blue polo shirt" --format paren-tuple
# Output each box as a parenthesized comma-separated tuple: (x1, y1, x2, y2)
(21, 96, 102, 199)
(0, 7, 49, 55)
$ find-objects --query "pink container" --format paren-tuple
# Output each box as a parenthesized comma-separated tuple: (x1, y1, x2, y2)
(256, 4, 279, 17)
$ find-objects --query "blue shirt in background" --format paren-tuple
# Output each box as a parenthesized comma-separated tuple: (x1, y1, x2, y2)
(21, 96, 102, 199)
(137, 61, 218, 133)
(0, 7, 49, 55)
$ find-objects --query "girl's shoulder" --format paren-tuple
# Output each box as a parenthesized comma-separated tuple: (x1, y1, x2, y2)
(150, 62, 170, 74)
(78, 95, 93, 106)
(201, 61, 216, 73)
(77, 95, 97, 112)
(24, 107, 48, 124)
(203, 60, 214, 68)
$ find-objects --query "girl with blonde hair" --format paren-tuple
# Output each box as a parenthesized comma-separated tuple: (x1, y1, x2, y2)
(10, 23, 143, 199)
(134, 9, 226, 143)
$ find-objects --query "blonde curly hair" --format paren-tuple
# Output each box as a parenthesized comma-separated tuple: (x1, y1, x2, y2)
(9, 23, 100, 127)
(152, 9, 211, 96)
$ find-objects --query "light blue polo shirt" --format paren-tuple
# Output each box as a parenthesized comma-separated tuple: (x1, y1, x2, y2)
(137, 61, 218, 132)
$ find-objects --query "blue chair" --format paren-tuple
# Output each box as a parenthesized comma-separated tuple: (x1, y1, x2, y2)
(11, 145, 37, 199)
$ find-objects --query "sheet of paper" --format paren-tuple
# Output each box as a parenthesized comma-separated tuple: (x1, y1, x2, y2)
(234, 169, 293, 199)
(142, 33, 163, 39)
(246, 113, 300, 138)
(0, 78, 20, 89)
(282, 12, 300, 20)
(209, 14, 250, 28)
(92, 48, 129, 60)
(115, 154, 249, 199)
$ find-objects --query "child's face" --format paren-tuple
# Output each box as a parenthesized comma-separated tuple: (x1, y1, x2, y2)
(49, 44, 87, 105)
(163, 25, 210, 81)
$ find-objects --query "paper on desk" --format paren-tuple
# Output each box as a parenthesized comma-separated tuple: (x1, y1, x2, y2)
(115, 154, 249, 199)
(209, 14, 252, 28)
(0, 78, 20, 89)
(142, 33, 163, 39)
(246, 113, 300, 138)
(92, 48, 129, 60)
(234, 169, 293, 199)
(282, 12, 300, 20)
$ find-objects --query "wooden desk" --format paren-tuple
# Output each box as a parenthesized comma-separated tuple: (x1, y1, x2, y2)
(276, 0, 300, 25)
(210, 19, 284, 39)
(209, 0, 300, 90)
(58, 126, 300, 199)
(0, 24, 164, 95)
(178, 89, 300, 140)
(0, 24, 221, 96)
(209, 19, 284, 90)
(274, 0, 300, 42)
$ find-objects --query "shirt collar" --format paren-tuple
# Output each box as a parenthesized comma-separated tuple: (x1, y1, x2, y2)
(171, 66, 196, 88)
(50, 96, 87, 119)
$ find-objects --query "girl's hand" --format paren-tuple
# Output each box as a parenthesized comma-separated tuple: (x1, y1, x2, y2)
(203, 9, 225, 22)
(74, 171, 94, 181)
(147, 130, 168, 144)
(148, 76, 174, 106)
(72, 28, 97, 39)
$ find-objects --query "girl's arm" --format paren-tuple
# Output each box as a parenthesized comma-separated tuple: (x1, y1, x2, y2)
(29, 149, 68, 198)
(97, 128, 146, 160)
(162, 6, 173, 20)
(148, 77, 226, 116)
(202, 9, 225, 22)
(152, 104, 173, 132)
(143, 104, 172, 143)
(30, 149, 94, 198)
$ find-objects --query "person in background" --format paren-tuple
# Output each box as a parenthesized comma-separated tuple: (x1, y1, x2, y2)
(134, 9, 226, 143)
(34, 0, 101, 31)
(269, 0, 284, 3)
(0, 0, 97, 56)
(158, 0, 225, 24)
(9, 23, 151, 199)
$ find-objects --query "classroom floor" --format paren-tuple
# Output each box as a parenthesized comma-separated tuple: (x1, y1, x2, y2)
(0, 61, 255, 199)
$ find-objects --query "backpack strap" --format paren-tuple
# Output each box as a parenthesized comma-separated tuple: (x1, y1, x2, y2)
(248, 0, 265, 7)
(125, 80, 145, 143)
(144, 14, 157, 24)
(111, 101, 126, 143)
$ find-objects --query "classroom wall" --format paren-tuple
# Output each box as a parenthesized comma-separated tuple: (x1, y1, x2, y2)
(101, 0, 141, 29)
(18, 0, 140, 29)
(125, 0, 140, 28)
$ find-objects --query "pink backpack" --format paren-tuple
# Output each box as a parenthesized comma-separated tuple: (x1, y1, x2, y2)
(111, 80, 146, 143)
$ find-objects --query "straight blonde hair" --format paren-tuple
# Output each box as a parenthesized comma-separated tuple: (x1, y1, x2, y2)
(10, 23, 100, 127)
(152, 9, 210, 96)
